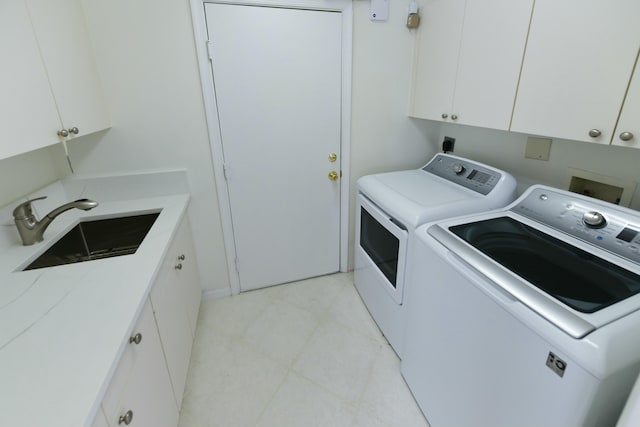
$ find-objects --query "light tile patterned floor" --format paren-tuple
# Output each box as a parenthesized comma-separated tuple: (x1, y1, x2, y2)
(178, 272, 430, 427)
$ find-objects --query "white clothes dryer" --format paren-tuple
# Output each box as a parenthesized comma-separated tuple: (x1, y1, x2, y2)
(401, 185, 640, 427)
(354, 153, 517, 357)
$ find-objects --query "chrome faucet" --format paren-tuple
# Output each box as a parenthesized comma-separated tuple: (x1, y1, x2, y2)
(13, 196, 99, 246)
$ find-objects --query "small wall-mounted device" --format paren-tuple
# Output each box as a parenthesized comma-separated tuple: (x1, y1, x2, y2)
(407, 1, 420, 28)
(370, 0, 389, 21)
(442, 136, 455, 153)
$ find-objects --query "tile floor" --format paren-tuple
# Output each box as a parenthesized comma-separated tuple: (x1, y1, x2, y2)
(178, 272, 430, 427)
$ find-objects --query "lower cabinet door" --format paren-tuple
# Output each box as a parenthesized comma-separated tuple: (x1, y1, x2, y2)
(151, 255, 194, 410)
(174, 217, 202, 337)
(102, 299, 178, 427)
(91, 407, 109, 427)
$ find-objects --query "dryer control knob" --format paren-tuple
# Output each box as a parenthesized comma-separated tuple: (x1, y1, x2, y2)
(452, 163, 465, 175)
(583, 211, 606, 228)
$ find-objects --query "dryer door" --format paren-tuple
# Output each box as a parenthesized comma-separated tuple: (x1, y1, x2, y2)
(356, 194, 408, 304)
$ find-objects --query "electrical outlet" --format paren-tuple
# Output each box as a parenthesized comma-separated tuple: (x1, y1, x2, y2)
(443, 136, 455, 153)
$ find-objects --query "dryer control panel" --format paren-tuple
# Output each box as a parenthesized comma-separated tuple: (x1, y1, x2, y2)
(512, 186, 640, 265)
(422, 154, 504, 195)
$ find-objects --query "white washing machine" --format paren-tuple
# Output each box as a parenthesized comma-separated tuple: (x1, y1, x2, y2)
(354, 153, 517, 357)
(401, 185, 640, 427)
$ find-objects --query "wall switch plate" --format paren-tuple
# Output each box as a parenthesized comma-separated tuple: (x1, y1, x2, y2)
(370, 0, 389, 21)
(525, 137, 552, 161)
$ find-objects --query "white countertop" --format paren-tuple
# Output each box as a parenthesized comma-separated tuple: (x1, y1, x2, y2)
(0, 174, 191, 427)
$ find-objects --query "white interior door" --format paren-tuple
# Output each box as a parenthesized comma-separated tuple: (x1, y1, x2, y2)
(205, 3, 342, 291)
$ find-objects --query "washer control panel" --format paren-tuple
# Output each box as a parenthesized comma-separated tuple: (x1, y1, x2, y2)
(512, 187, 640, 264)
(422, 154, 503, 195)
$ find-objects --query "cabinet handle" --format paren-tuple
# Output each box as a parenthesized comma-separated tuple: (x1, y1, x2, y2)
(68, 126, 79, 135)
(620, 132, 634, 142)
(588, 129, 601, 138)
(451, 114, 458, 121)
(57, 129, 69, 138)
(441, 113, 448, 119)
(129, 333, 142, 345)
(118, 410, 134, 425)
(175, 263, 183, 271)
(178, 254, 186, 261)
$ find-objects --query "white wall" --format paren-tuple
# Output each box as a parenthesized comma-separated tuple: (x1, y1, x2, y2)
(348, 0, 443, 266)
(60, 0, 640, 296)
(77, 0, 230, 295)
(0, 145, 67, 210)
(72, 0, 445, 289)
(436, 122, 640, 210)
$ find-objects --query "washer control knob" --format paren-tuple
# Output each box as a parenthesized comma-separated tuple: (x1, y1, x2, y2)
(583, 211, 606, 228)
(452, 163, 465, 175)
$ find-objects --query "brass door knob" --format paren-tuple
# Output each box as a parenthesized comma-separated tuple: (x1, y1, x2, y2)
(328, 153, 337, 162)
(328, 171, 339, 181)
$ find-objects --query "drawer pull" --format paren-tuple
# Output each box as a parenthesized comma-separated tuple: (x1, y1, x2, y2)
(129, 333, 142, 345)
(175, 263, 183, 271)
(119, 410, 133, 425)
(178, 254, 186, 261)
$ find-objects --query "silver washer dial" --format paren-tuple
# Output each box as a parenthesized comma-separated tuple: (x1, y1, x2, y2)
(583, 211, 606, 228)
(452, 163, 465, 175)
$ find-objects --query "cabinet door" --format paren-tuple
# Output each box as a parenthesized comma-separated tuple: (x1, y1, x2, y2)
(451, 0, 532, 130)
(0, 0, 62, 159)
(409, 0, 466, 121)
(511, 0, 640, 144)
(613, 55, 640, 149)
(102, 300, 178, 427)
(150, 240, 194, 409)
(91, 407, 109, 427)
(173, 217, 202, 337)
(25, 0, 110, 139)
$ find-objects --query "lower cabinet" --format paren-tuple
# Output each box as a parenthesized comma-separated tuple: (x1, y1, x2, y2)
(150, 216, 201, 409)
(90, 407, 109, 427)
(101, 299, 179, 427)
(95, 215, 202, 426)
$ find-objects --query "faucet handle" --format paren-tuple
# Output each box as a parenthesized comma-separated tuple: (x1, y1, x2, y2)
(13, 196, 47, 220)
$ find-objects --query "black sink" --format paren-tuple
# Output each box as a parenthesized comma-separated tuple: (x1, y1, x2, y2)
(24, 212, 160, 270)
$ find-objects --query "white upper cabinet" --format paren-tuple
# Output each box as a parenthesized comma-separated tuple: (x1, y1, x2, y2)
(511, 0, 640, 145)
(0, 0, 110, 161)
(612, 55, 640, 149)
(0, 1, 62, 159)
(409, 0, 533, 131)
(26, 0, 110, 140)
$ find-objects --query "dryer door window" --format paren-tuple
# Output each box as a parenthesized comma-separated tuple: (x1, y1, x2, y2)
(360, 208, 400, 288)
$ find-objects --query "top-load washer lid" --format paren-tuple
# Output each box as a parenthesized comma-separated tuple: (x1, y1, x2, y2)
(357, 153, 517, 228)
(449, 216, 640, 314)
(427, 185, 640, 339)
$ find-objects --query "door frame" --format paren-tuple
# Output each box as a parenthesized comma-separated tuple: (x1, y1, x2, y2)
(190, 0, 352, 295)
